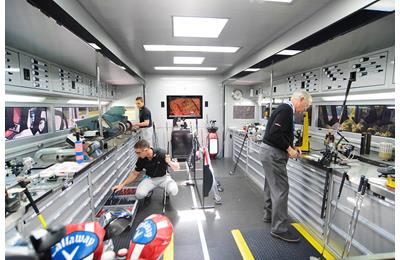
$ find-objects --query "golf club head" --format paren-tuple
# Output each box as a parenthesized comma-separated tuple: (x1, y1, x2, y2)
(100, 208, 132, 240)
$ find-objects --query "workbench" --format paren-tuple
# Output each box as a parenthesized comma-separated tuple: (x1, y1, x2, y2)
(230, 129, 395, 258)
(5, 132, 140, 241)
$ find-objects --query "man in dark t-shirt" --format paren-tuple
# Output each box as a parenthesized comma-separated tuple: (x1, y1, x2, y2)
(133, 97, 153, 145)
(112, 139, 180, 200)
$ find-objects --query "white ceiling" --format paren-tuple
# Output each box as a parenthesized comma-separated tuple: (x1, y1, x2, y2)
(5, 0, 140, 86)
(231, 12, 395, 85)
(76, 0, 334, 75)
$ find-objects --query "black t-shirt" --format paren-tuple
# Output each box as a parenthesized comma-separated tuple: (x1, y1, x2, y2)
(139, 106, 152, 128)
(262, 103, 294, 151)
(134, 148, 167, 178)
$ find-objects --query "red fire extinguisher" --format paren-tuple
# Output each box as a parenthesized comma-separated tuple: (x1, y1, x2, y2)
(207, 120, 219, 159)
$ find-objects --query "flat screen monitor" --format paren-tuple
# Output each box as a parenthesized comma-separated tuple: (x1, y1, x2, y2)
(167, 95, 203, 119)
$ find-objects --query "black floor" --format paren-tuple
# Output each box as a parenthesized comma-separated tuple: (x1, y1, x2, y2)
(112, 158, 283, 259)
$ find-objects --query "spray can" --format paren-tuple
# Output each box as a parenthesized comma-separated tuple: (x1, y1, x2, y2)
(75, 133, 84, 164)
(365, 133, 371, 155)
(360, 133, 366, 155)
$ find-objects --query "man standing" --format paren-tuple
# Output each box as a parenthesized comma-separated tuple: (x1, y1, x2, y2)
(260, 90, 312, 243)
(112, 139, 180, 201)
(133, 97, 153, 146)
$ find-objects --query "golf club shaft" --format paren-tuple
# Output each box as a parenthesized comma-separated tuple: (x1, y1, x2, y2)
(230, 133, 247, 175)
(341, 176, 365, 258)
(321, 172, 348, 257)
(343, 179, 368, 257)
(19, 181, 47, 229)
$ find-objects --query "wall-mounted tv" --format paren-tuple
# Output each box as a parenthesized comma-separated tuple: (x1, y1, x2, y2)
(167, 95, 203, 119)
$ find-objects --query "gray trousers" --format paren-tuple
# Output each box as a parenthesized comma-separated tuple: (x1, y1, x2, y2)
(259, 142, 290, 233)
(135, 174, 178, 199)
(140, 127, 153, 146)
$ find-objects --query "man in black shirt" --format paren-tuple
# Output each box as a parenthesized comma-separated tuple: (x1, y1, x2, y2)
(260, 90, 312, 243)
(133, 97, 153, 145)
(112, 139, 180, 200)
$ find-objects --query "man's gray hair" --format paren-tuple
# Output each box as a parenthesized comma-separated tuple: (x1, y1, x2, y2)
(291, 90, 312, 104)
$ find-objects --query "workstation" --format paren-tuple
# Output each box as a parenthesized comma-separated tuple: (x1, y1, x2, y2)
(3, 0, 397, 259)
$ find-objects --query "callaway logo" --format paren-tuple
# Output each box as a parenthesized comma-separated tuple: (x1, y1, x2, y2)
(133, 219, 156, 244)
(51, 231, 99, 260)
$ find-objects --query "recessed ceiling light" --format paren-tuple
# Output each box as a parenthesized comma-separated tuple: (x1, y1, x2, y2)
(154, 66, 217, 71)
(161, 77, 206, 80)
(264, 0, 293, 2)
(365, 0, 394, 12)
(173, 16, 229, 38)
(277, 49, 302, 55)
(245, 68, 261, 72)
(88, 42, 101, 50)
(144, 45, 240, 53)
(174, 57, 205, 64)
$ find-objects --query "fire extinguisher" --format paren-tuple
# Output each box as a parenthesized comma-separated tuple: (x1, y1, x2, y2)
(207, 120, 219, 159)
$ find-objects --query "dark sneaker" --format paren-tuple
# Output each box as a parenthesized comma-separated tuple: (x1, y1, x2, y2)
(271, 231, 300, 243)
(263, 216, 271, 223)
(263, 212, 271, 223)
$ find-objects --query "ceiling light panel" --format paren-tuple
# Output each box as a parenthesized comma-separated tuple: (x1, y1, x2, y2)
(264, 0, 293, 3)
(88, 42, 101, 50)
(245, 68, 260, 72)
(173, 16, 228, 38)
(143, 45, 240, 53)
(277, 49, 302, 55)
(174, 57, 205, 64)
(6, 94, 46, 103)
(154, 66, 217, 71)
(365, 0, 395, 12)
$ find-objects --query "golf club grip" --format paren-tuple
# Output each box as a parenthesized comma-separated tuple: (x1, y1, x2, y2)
(358, 175, 365, 192)
(361, 179, 368, 195)
(338, 172, 347, 198)
(23, 189, 40, 213)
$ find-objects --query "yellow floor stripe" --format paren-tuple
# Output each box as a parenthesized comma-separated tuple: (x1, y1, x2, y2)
(292, 223, 335, 260)
(163, 233, 174, 260)
(231, 229, 255, 260)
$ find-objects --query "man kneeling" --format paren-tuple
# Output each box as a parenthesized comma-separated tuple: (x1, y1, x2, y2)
(112, 139, 180, 201)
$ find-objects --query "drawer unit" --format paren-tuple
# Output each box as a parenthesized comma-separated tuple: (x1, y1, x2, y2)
(20, 54, 50, 90)
(273, 77, 290, 95)
(295, 69, 320, 93)
(73, 72, 86, 95)
(5, 49, 21, 85)
(52, 66, 78, 94)
(321, 61, 349, 91)
(106, 85, 113, 98)
(84, 77, 97, 97)
(100, 83, 107, 98)
(350, 51, 387, 88)
(51, 65, 70, 93)
(287, 74, 302, 93)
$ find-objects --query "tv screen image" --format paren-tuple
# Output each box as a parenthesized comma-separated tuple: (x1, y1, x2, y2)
(167, 95, 203, 119)
(5, 107, 49, 140)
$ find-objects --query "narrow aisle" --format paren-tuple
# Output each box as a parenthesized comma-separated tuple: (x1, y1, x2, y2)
(201, 159, 266, 260)
(113, 158, 267, 260)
